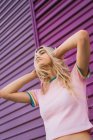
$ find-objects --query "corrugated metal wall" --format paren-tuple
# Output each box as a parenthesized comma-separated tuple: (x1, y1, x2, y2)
(0, 0, 44, 140)
(0, 0, 93, 140)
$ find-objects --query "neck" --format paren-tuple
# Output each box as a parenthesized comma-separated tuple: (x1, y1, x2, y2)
(41, 65, 56, 80)
(48, 69, 56, 79)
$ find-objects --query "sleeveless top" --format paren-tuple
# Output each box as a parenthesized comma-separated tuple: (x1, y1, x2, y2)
(26, 63, 93, 140)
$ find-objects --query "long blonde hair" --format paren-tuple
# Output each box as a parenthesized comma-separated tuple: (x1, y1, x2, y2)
(34, 45, 83, 103)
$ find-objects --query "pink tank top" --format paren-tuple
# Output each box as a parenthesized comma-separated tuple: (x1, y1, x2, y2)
(26, 63, 93, 140)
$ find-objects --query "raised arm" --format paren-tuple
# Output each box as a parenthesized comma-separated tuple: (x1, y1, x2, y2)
(0, 70, 39, 105)
(53, 30, 86, 57)
(0, 90, 31, 103)
(0, 69, 38, 97)
(0, 89, 39, 108)
(53, 30, 90, 77)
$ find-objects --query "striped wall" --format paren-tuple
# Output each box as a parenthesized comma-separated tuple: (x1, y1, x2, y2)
(0, 0, 44, 140)
(0, 0, 93, 140)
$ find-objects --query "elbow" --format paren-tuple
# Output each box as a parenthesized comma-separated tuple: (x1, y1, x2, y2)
(79, 30, 89, 39)
(0, 89, 7, 98)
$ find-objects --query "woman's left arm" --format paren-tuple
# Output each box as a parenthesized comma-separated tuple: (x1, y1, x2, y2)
(53, 30, 90, 77)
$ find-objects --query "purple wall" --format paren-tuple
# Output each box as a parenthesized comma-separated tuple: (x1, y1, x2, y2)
(0, 0, 93, 140)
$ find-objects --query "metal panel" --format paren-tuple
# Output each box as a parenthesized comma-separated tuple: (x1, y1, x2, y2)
(0, 0, 42, 140)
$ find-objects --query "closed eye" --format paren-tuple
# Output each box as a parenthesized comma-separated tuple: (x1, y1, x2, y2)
(39, 51, 45, 54)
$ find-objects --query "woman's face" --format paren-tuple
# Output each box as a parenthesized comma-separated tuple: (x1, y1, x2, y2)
(34, 47, 52, 67)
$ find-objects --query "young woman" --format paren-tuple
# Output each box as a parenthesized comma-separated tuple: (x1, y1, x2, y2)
(0, 30, 93, 140)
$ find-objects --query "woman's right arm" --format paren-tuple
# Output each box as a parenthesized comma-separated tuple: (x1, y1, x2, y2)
(0, 90, 31, 103)
(0, 89, 38, 107)
(0, 69, 38, 105)
(1, 69, 38, 93)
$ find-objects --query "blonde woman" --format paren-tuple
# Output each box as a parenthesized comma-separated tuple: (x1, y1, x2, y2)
(0, 30, 93, 140)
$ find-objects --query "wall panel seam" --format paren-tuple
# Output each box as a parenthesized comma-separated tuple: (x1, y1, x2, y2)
(29, 0, 39, 49)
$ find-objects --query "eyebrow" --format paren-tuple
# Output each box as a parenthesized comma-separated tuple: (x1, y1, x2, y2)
(36, 47, 44, 53)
